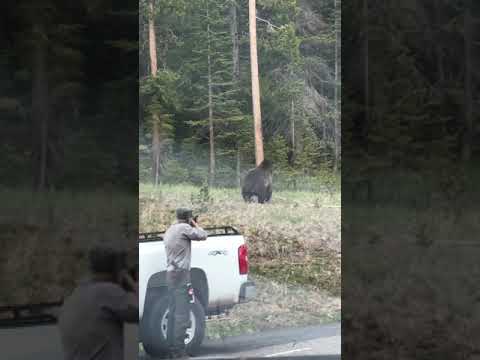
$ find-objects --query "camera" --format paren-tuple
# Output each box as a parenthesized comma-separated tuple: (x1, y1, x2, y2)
(120, 265, 138, 293)
(189, 215, 199, 226)
(114, 253, 137, 292)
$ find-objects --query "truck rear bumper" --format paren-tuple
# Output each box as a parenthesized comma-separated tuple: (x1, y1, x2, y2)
(239, 281, 256, 303)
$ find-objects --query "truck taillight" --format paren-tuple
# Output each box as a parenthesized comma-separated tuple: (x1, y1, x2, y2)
(238, 244, 249, 275)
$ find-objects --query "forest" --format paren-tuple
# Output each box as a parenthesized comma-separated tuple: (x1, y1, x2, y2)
(342, 2, 480, 358)
(1, 1, 138, 191)
(139, 0, 341, 190)
(342, 0, 479, 206)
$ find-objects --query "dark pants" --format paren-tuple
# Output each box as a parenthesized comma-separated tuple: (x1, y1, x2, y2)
(166, 270, 191, 353)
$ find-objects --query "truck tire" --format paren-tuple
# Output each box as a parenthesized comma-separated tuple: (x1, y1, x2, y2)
(140, 295, 206, 357)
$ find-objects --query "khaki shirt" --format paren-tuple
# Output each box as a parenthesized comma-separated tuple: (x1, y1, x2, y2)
(58, 280, 137, 360)
(163, 222, 208, 271)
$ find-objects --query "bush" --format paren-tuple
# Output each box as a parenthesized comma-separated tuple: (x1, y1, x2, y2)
(190, 182, 213, 214)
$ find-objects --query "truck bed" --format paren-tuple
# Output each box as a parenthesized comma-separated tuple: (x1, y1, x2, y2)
(139, 225, 253, 317)
(138, 226, 240, 242)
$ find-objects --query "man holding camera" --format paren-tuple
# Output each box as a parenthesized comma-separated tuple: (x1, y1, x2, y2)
(58, 245, 138, 360)
(164, 208, 208, 359)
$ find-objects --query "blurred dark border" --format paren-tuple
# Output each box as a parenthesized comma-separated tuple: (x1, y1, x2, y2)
(342, 0, 479, 358)
(0, 0, 138, 357)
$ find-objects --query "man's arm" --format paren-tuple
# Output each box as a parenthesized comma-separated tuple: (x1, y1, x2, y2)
(102, 282, 139, 324)
(184, 220, 208, 241)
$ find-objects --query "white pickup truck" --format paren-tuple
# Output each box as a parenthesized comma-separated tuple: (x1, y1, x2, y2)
(139, 226, 256, 356)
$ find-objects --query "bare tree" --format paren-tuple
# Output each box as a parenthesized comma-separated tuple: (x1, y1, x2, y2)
(249, 0, 264, 165)
(462, 0, 472, 162)
(32, 21, 49, 191)
(364, 0, 369, 128)
(232, 0, 241, 187)
(207, 2, 215, 185)
(148, 0, 161, 186)
(291, 98, 295, 163)
(231, 0, 240, 81)
(333, 0, 340, 172)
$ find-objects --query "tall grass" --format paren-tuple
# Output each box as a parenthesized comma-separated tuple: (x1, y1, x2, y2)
(140, 183, 341, 338)
(0, 188, 137, 306)
(140, 183, 341, 295)
(343, 204, 480, 357)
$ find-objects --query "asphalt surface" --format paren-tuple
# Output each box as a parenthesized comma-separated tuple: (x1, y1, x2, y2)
(1, 324, 138, 360)
(1, 322, 340, 359)
(142, 323, 341, 359)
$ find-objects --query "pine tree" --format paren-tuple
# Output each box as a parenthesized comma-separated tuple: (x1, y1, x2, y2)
(139, 0, 185, 183)
(183, 0, 244, 185)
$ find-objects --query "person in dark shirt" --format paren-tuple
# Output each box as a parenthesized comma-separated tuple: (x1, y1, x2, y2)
(163, 208, 207, 359)
(58, 245, 138, 360)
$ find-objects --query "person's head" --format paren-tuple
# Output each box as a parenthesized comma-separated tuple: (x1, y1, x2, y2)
(88, 245, 127, 283)
(176, 207, 193, 223)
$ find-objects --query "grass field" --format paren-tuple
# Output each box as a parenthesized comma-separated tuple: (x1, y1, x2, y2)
(343, 204, 480, 358)
(140, 183, 341, 338)
(140, 184, 340, 251)
(1, 184, 341, 339)
(0, 188, 138, 306)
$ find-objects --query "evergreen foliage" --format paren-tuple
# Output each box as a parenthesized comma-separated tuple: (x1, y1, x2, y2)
(139, 0, 342, 189)
(1, 1, 138, 190)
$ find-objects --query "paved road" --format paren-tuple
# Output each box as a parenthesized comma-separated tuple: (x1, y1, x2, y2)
(143, 323, 341, 359)
(1, 324, 138, 360)
(1, 322, 340, 359)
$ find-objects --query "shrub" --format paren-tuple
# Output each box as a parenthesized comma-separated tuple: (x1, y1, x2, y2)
(190, 182, 213, 214)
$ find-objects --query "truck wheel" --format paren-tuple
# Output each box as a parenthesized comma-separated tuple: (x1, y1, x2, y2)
(140, 295, 206, 357)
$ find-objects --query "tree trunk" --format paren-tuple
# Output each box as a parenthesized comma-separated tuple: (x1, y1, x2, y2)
(291, 99, 295, 162)
(32, 22, 49, 191)
(231, 1, 240, 81)
(333, 0, 340, 172)
(237, 146, 241, 188)
(462, 0, 472, 162)
(434, 0, 445, 83)
(148, 0, 158, 76)
(207, 3, 215, 186)
(363, 0, 369, 129)
(148, 0, 161, 185)
(249, 0, 264, 165)
(152, 123, 161, 186)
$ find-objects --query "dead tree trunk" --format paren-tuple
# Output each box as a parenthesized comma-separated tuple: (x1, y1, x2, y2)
(207, 3, 215, 186)
(333, 0, 340, 172)
(462, 0, 472, 162)
(363, 0, 369, 129)
(249, 0, 264, 165)
(32, 22, 49, 191)
(231, 1, 240, 81)
(291, 99, 295, 162)
(148, 0, 161, 185)
(434, 0, 445, 83)
(237, 146, 241, 188)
